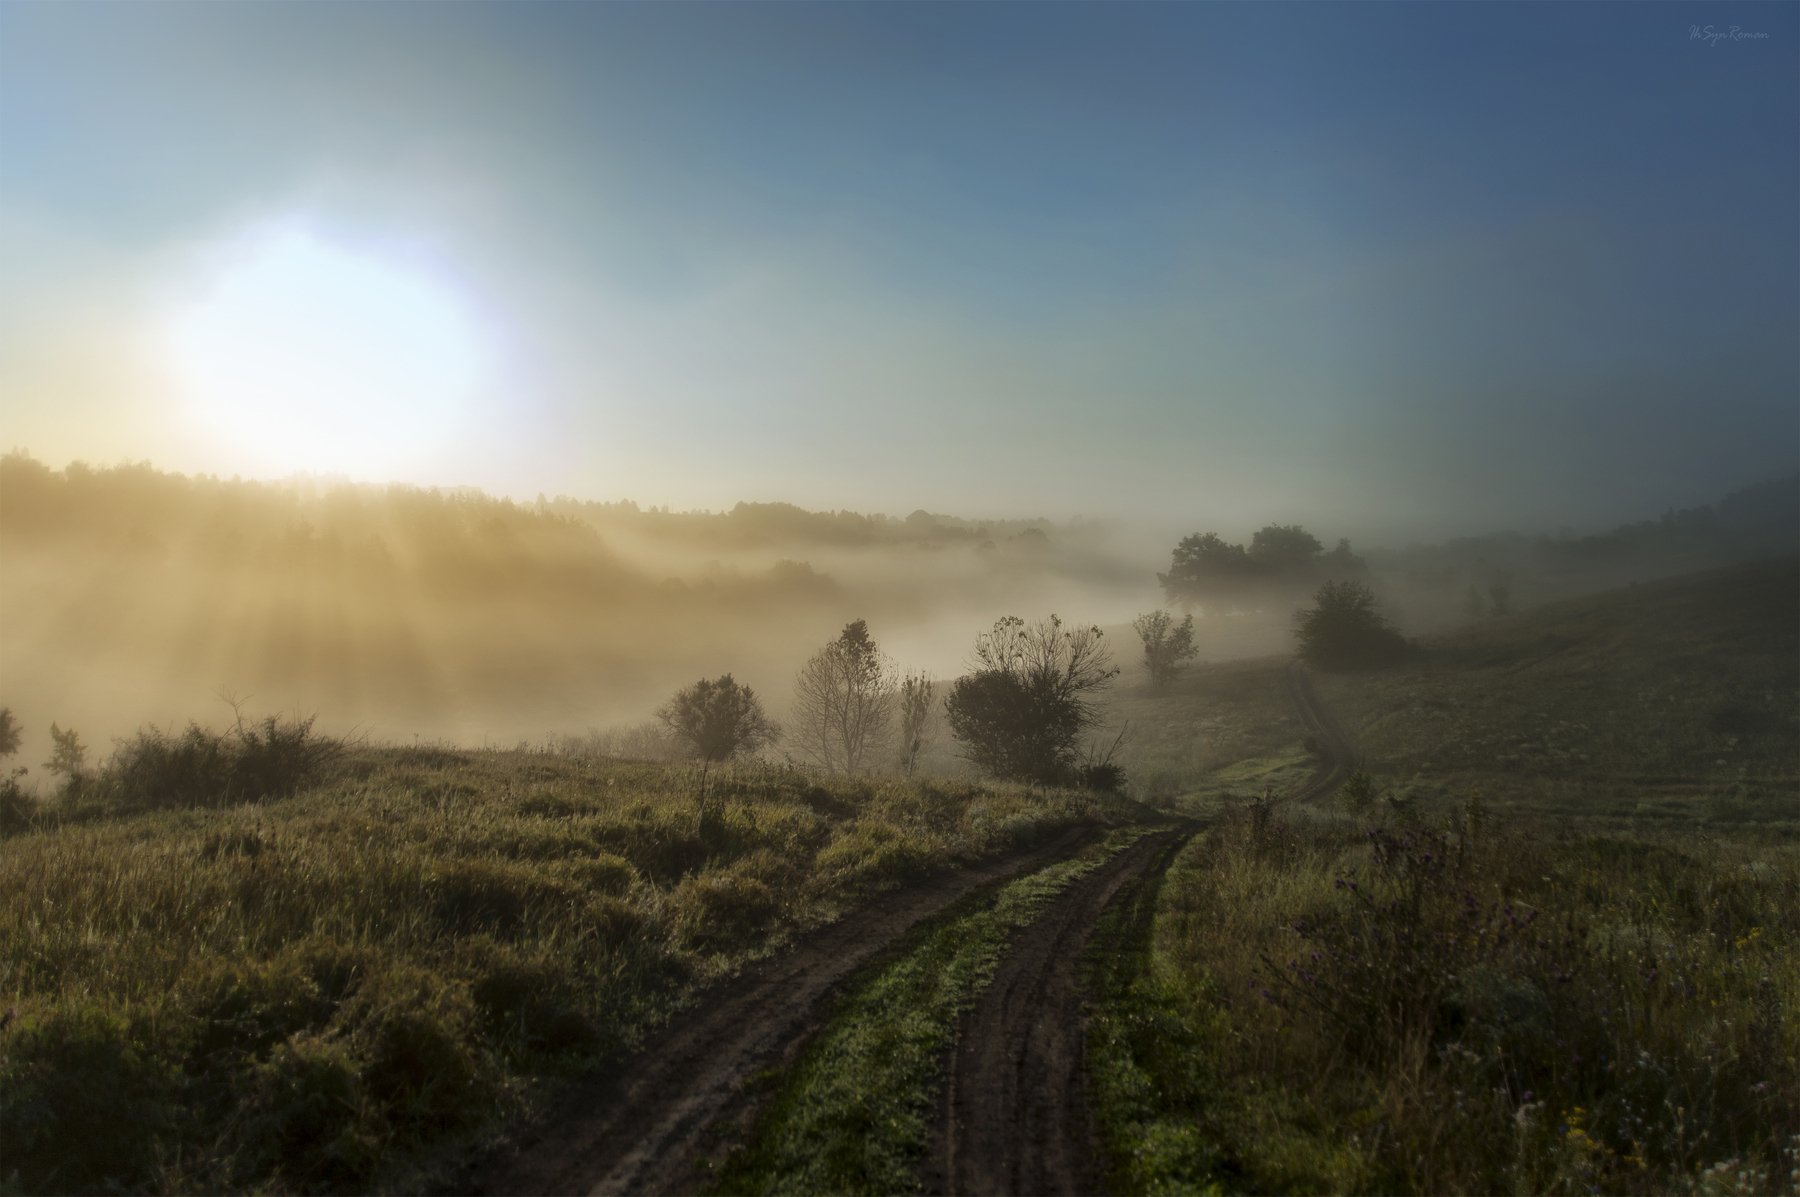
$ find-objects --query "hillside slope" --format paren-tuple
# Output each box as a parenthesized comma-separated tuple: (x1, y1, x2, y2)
(1315, 555, 1799, 825)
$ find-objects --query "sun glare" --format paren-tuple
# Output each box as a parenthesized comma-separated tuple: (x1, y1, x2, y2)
(165, 220, 494, 480)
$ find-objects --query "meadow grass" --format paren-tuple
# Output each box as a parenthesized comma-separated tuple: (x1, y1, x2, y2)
(709, 828, 1148, 1196)
(1313, 556, 1799, 829)
(0, 745, 1105, 1195)
(1089, 798, 1799, 1195)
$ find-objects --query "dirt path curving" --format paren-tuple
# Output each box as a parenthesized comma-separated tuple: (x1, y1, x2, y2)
(476, 663, 1356, 1196)
(469, 822, 1103, 1197)
(931, 826, 1193, 1196)
(925, 662, 1357, 1195)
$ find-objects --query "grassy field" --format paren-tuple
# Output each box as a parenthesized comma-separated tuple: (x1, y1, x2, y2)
(1313, 555, 1800, 829)
(1087, 557, 1800, 1194)
(3, 557, 1793, 1195)
(0, 746, 1112, 1194)
(1089, 803, 1799, 1195)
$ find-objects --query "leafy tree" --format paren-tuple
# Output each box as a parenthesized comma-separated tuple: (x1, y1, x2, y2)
(1132, 610, 1199, 690)
(792, 619, 897, 775)
(1248, 524, 1324, 574)
(0, 708, 19, 758)
(44, 722, 86, 779)
(945, 615, 1118, 785)
(897, 671, 935, 777)
(656, 675, 779, 762)
(1321, 537, 1367, 577)
(1159, 532, 1255, 608)
(1294, 580, 1408, 670)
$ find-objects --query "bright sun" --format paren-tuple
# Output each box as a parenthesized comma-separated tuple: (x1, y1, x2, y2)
(165, 220, 494, 479)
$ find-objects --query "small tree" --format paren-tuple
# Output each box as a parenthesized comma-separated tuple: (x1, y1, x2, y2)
(656, 675, 779, 763)
(1132, 610, 1198, 691)
(792, 619, 897, 775)
(945, 615, 1118, 785)
(0, 708, 19, 759)
(44, 722, 86, 780)
(897, 671, 935, 777)
(1294, 580, 1408, 670)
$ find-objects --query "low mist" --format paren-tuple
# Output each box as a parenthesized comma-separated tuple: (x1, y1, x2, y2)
(3, 453, 1792, 776)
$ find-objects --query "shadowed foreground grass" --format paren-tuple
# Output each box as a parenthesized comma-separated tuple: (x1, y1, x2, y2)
(1089, 800, 1799, 1195)
(0, 744, 1108, 1195)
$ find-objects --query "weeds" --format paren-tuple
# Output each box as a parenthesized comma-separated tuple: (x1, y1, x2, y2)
(1094, 799, 1800, 1194)
(0, 745, 1100, 1194)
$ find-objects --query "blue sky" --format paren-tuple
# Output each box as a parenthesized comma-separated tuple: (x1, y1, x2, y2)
(1, 2, 1793, 541)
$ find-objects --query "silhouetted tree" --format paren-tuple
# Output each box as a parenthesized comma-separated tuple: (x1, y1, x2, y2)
(897, 671, 935, 777)
(1249, 524, 1325, 575)
(44, 722, 86, 778)
(945, 615, 1118, 785)
(1321, 537, 1367, 577)
(1159, 532, 1255, 608)
(656, 676, 779, 762)
(0, 708, 19, 758)
(1132, 610, 1198, 690)
(1294, 581, 1408, 670)
(792, 619, 897, 775)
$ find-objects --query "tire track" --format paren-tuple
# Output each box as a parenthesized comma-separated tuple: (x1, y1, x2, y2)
(468, 822, 1102, 1196)
(932, 827, 1192, 1197)
(928, 661, 1357, 1195)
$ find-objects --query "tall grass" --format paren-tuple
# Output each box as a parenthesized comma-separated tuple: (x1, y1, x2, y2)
(0, 747, 1101, 1194)
(1091, 799, 1800, 1194)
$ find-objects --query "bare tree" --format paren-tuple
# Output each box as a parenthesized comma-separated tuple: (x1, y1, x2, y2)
(897, 671, 935, 776)
(793, 620, 898, 775)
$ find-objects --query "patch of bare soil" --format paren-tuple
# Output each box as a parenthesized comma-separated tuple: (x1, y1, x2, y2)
(929, 827, 1192, 1196)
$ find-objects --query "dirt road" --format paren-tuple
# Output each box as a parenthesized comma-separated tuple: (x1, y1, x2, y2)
(932, 827, 1192, 1196)
(471, 823, 1104, 1196)
(479, 661, 1355, 1195)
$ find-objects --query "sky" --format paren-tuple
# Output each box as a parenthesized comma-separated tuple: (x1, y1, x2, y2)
(1, 2, 1794, 543)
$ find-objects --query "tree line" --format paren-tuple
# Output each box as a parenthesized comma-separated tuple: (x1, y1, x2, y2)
(655, 614, 1128, 791)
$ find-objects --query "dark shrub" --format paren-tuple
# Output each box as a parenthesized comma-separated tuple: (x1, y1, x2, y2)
(98, 716, 342, 812)
(0, 1006, 177, 1193)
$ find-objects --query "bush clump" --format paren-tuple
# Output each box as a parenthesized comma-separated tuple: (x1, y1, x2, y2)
(97, 716, 343, 813)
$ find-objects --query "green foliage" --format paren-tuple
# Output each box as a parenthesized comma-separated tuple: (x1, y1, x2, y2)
(0, 1007, 179, 1193)
(657, 674, 779, 762)
(0, 744, 1097, 1194)
(1338, 769, 1379, 817)
(1293, 578, 1409, 670)
(96, 716, 342, 813)
(1132, 609, 1199, 690)
(945, 615, 1118, 786)
(1092, 807, 1800, 1195)
(43, 722, 86, 779)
